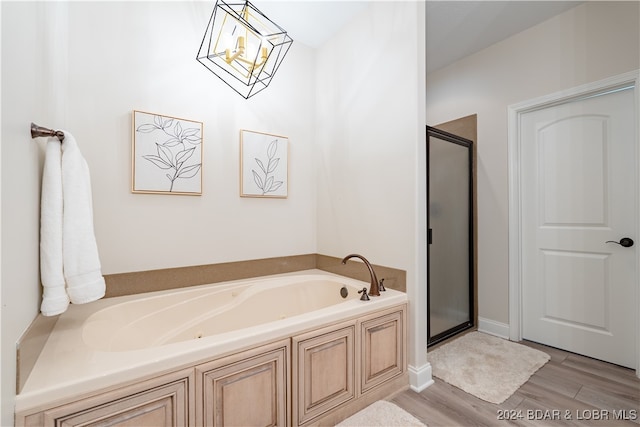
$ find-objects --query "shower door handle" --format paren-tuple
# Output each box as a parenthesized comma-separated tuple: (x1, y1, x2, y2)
(605, 237, 634, 248)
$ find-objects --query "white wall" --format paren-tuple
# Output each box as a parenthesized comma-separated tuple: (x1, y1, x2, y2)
(0, 0, 3, 412)
(68, 2, 317, 273)
(315, 1, 428, 386)
(425, 1, 640, 326)
(1, 2, 316, 424)
(1, 3, 51, 424)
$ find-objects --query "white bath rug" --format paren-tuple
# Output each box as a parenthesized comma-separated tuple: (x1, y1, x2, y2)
(335, 400, 426, 427)
(427, 331, 550, 404)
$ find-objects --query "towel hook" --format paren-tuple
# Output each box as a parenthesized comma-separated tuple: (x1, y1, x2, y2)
(31, 123, 65, 142)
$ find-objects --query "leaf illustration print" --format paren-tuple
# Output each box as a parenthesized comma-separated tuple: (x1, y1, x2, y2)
(137, 114, 202, 192)
(252, 139, 284, 195)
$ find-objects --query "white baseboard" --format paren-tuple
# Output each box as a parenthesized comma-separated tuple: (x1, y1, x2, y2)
(478, 317, 510, 339)
(408, 363, 433, 392)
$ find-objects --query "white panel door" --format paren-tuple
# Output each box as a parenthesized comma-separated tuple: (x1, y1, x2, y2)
(521, 85, 636, 368)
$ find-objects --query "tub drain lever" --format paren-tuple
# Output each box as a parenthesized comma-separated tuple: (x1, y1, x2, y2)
(358, 287, 370, 301)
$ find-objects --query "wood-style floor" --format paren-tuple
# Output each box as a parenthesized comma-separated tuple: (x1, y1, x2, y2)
(390, 340, 640, 426)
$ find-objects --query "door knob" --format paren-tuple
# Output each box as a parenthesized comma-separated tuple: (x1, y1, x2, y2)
(605, 237, 634, 247)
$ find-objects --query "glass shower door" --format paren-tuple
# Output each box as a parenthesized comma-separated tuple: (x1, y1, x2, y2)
(427, 126, 473, 346)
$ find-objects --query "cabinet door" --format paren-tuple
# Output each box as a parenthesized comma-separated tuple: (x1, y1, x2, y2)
(39, 368, 193, 427)
(360, 306, 406, 394)
(196, 339, 290, 427)
(293, 323, 355, 425)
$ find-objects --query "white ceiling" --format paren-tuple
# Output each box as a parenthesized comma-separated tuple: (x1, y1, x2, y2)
(424, 1, 584, 73)
(254, 1, 370, 48)
(253, 0, 584, 73)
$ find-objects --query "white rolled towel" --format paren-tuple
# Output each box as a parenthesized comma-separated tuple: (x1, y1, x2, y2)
(40, 138, 70, 316)
(61, 132, 106, 304)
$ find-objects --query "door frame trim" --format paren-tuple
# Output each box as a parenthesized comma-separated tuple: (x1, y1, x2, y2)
(507, 70, 640, 375)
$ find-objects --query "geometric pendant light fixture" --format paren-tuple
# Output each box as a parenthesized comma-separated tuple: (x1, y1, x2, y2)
(196, 0, 293, 99)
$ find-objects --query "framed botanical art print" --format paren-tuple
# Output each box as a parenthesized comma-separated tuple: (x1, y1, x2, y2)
(132, 110, 203, 195)
(240, 129, 289, 198)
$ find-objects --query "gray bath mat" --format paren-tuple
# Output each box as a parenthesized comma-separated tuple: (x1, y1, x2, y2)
(335, 400, 426, 426)
(428, 331, 550, 404)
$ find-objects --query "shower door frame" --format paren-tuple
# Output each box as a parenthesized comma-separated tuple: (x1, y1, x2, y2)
(426, 126, 475, 347)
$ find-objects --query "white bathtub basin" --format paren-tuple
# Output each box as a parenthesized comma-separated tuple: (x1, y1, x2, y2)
(83, 276, 361, 351)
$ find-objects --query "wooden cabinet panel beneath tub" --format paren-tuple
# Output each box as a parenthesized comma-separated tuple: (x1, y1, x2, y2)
(292, 322, 356, 426)
(21, 368, 194, 427)
(360, 307, 406, 394)
(195, 339, 290, 427)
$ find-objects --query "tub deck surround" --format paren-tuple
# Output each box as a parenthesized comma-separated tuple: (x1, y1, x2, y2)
(15, 270, 408, 415)
(102, 253, 407, 298)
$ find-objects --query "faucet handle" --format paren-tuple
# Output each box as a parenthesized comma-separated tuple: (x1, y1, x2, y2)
(358, 287, 370, 301)
(379, 278, 386, 292)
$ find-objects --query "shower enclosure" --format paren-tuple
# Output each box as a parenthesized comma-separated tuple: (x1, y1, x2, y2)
(427, 126, 474, 346)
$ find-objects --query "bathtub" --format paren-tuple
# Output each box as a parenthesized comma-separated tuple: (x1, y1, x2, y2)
(16, 270, 407, 414)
